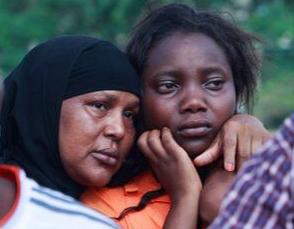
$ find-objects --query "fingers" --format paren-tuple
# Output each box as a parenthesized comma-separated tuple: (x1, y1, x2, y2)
(222, 114, 271, 171)
(222, 127, 237, 172)
(138, 128, 189, 164)
(137, 131, 158, 162)
(161, 127, 186, 159)
(214, 114, 272, 172)
(147, 129, 166, 159)
(250, 131, 271, 155)
(251, 136, 262, 155)
(193, 134, 221, 166)
(236, 130, 251, 170)
(138, 128, 179, 164)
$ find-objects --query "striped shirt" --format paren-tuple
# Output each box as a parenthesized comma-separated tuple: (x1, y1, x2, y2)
(0, 165, 119, 229)
(209, 113, 294, 229)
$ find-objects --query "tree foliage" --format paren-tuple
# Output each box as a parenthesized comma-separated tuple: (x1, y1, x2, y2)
(0, 0, 293, 128)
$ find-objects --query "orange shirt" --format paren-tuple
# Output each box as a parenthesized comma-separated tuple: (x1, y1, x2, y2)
(81, 171, 171, 229)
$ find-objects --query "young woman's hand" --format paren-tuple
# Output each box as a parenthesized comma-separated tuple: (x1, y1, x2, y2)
(193, 114, 271, 171)
(138, 127, 202, 200)
(138, 127, 201, 229)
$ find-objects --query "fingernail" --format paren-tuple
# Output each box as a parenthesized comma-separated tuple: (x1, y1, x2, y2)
(225, 163, 235, 172)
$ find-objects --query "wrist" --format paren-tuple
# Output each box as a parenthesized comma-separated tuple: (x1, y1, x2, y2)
(171, 189, 201, 205)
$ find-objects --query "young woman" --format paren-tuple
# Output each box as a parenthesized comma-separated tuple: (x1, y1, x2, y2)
(82, 3, 271, 229)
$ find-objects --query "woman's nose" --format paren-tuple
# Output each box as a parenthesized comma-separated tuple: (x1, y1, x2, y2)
(104, 114, 125, 141)
(179, 86, 207, 114)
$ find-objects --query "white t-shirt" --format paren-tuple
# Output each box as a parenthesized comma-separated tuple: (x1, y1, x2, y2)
(0, 165, 119, 229)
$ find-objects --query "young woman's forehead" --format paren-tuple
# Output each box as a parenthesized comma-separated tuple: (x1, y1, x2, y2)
(144, 32, 232, 78)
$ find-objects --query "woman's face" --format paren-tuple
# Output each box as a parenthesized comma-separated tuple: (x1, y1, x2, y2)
(142, 32, 236, 158)
(59, 90, 139, 187)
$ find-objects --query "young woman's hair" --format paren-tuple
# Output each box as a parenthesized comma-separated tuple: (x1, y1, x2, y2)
(126, 3, 261, 112)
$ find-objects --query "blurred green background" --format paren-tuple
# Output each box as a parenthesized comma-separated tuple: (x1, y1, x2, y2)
(0, 0, 293, 129)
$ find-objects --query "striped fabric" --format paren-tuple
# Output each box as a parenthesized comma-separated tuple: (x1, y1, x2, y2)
(1, 165, 119, 229)
(209, 113, 294, 229)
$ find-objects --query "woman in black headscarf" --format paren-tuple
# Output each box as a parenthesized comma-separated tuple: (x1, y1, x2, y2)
(0, 36, 141, 199)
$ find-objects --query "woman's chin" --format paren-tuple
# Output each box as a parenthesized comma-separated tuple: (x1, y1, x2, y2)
(176, 137, 212, 159)
(77, 171, 113, 187)
(178, 139, 212, 159)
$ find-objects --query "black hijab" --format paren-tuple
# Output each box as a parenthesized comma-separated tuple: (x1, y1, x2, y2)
(0, 36, 140, 198)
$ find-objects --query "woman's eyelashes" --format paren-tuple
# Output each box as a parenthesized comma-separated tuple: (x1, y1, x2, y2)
(202, 73, 226, 91)
(204, 78, 225, 91)
(88, 101, 108, 111)
(155, 77, 225, 94)
(123, 110, 137, 121)
(87, 100, 138, 123)
(157, 80, 179, 94)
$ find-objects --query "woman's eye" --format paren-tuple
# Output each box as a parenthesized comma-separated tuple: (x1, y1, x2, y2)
(123, 110, 136, 120)
(205, 79, 225, 90)
(89, 102, 107, 111)
(157, 81, 178, 93)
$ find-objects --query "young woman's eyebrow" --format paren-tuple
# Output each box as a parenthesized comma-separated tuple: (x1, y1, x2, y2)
(200, 67, 228, 76)
(151, 70, 179, 79)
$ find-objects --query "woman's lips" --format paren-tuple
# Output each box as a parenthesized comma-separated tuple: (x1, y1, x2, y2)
(177, 120, 211, 138)
(91, 148, 118, 166)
